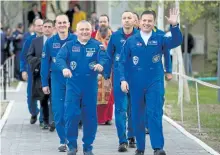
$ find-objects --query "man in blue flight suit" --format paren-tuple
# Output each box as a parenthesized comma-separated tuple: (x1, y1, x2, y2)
(20, 19, 44, 125)
(41, 14, 76, 152)
(56, 20, 107, 155)
(105, 11, 138, 152)
(119, 9, 182, 155)
(145, 20, 173, 135)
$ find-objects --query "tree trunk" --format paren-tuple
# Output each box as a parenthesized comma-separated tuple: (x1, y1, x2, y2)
(204, 18, 208, 61)
(184, 21, 189, 75)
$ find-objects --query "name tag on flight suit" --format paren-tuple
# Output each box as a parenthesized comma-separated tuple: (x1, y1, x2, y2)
(86, 48, 95, 57)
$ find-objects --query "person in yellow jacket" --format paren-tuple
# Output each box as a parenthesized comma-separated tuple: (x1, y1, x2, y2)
(72, 4, 86, 32)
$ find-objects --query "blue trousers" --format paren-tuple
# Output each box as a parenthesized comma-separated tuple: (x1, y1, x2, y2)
(113, 71, 134, 145)
(65, 75, 98, 152)
(51, 72, 66, 144)
(27, 69, 43, 122)
(130, 79, 164, 151)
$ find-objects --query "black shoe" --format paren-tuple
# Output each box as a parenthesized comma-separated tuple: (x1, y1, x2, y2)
(49, 121, 55, 132)
(135, 150, 144, 155)
(154, 149, 166, 155)
(42, 123, 49, 130)
(128, 137, 136, 148)
(145, 128, 149, 134)
(30, 115, 37, 124)
(105, 120, 112, 125)
(118, 142, 128, 152)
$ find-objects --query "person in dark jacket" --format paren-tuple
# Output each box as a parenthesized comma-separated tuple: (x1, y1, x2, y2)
(12, 23, 24, 80)
(26, 19, 54, 130)
(28, 3, 43, 26)
(181, 32, 195, 75)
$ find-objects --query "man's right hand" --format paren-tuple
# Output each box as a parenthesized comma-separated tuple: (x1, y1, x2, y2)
(62, 68, 72, 78)
(22, 71, 28, 81)
(42, 86, 50, 94)
(121, 81, 129, 93)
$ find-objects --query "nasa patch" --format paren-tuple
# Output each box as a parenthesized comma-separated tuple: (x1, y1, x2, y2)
(70, 61, 77, 70)
(133, 56, 139, 65)
(152, 54, 160, 63)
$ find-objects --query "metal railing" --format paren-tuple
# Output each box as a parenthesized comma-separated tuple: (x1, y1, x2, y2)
(0, 55, 15, 100)
(172, 71, 220, 132)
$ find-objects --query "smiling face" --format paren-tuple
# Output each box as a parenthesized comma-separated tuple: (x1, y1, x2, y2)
(140, 14, 155, 33)
(76, 21, 92, 42)
(55, 15, 70, 34)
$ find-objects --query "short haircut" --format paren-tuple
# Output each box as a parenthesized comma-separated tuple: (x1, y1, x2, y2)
(141, 10, 156, 19)
(122, 10, 133, 16)
(33, 18, 43, 25)
(100, 14, 109, 22)
(76, 20, 91, 30)
(43, 19, 54, 26)
(133, 12, 139, 19)
(74, 4, 81, 10)
(55, 14, 69, 22)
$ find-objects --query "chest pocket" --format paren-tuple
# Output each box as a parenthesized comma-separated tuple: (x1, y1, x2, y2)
(130, 44, 145, 67)
(85, 48, 98, 70)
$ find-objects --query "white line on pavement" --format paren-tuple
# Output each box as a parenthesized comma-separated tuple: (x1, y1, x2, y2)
(163, 115, 220, 155)
(0, 100, 14, 133)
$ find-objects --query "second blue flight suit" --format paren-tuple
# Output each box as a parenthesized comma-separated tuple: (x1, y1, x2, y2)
(119, 25, 182, 152)
(105, 28, 138, 146)
(41, 33, 76, 145)
(20, 34, 43, 122)
(56, 38, 107, 153)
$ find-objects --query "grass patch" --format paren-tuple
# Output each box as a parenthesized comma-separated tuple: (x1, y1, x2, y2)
(164, 80, 220, 153)
(10, 80, 19, 88)
(0, 101, 9, 119)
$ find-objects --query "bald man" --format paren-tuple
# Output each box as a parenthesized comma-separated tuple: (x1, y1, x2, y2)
(56, 20, 107, 155)
(41, 14, 76, 152)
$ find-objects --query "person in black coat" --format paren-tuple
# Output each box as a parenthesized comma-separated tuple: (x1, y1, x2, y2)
(28, 3, 43, 26)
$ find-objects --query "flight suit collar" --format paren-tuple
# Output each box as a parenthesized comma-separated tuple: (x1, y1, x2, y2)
(119, 27, 138, 36)
(75, 38, 93, 46)
(55, 32, 71, 41)
(135, 30, 157, 46)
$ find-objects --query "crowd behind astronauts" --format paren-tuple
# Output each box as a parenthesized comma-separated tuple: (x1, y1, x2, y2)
(2, 4, 182, 155)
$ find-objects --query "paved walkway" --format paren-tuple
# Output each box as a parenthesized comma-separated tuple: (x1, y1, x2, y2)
(1, 82, 212, 155)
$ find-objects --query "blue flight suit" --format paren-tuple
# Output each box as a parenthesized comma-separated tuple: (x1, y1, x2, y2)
(145, 27, 172, 129)
(105, 28, 138, 145)
(20, 34, 43, 122)
(41, 33, 76, 144)
(119, 25, 182, 151)
(55, 38, 107, 152)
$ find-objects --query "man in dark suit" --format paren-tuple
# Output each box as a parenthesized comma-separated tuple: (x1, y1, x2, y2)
(26, 19, 54, 130)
